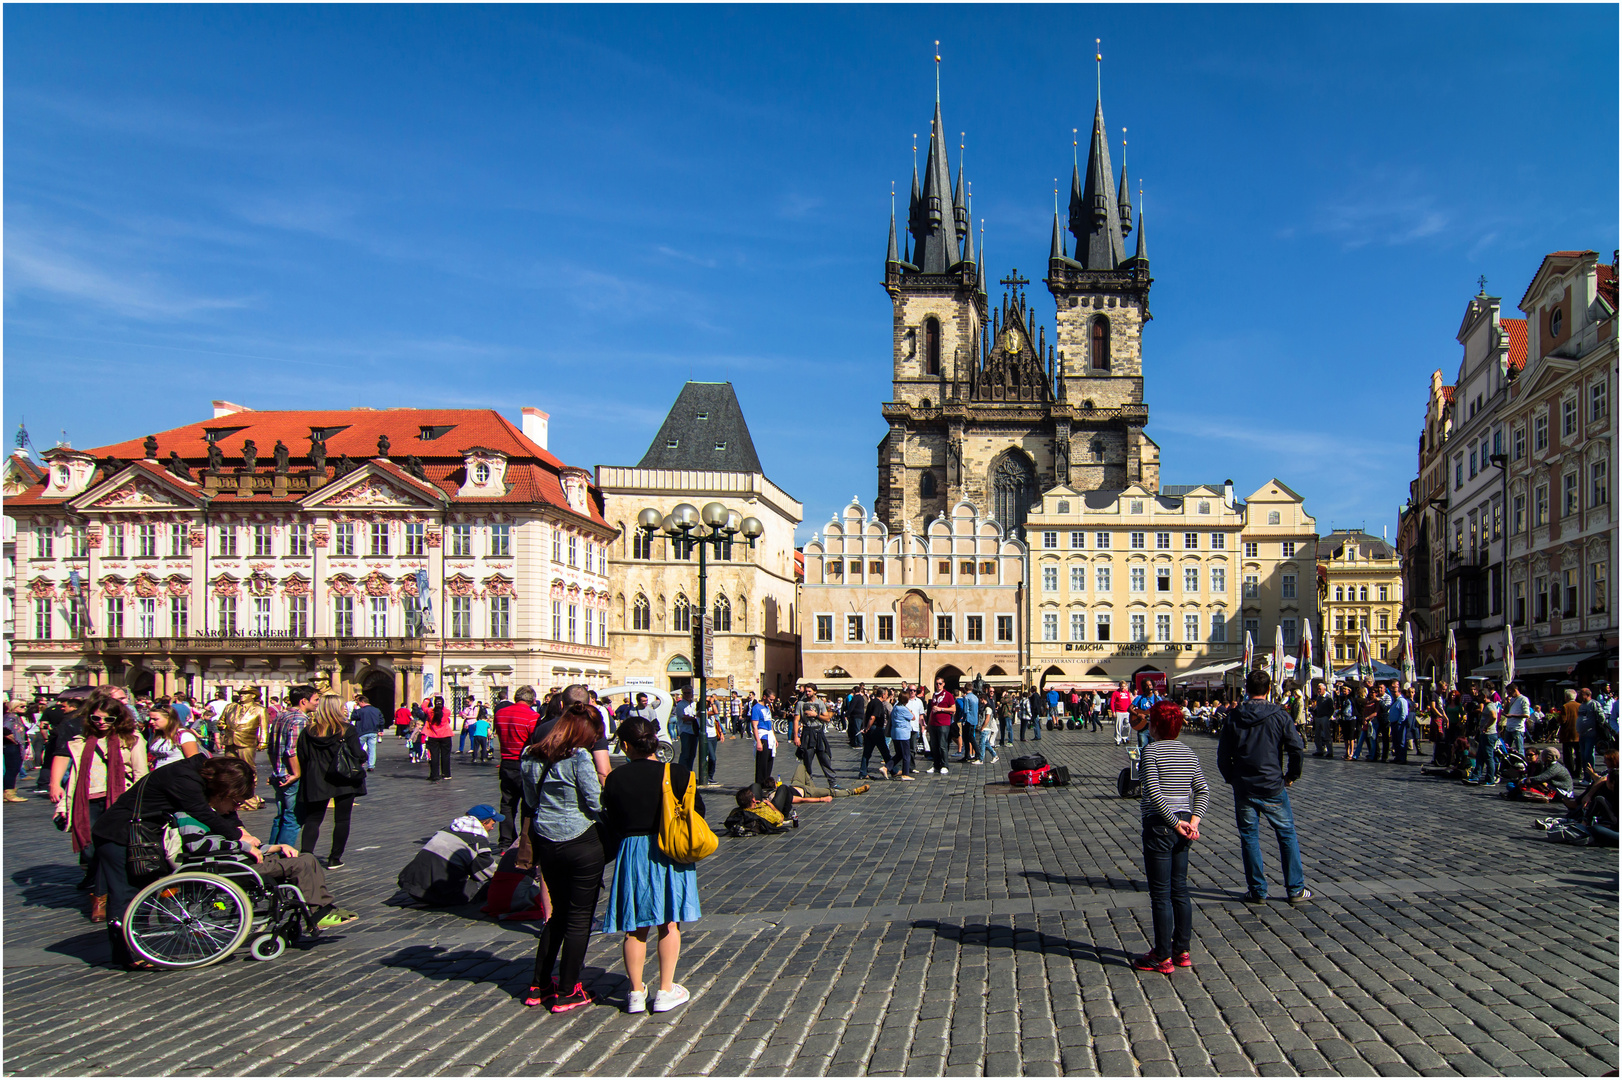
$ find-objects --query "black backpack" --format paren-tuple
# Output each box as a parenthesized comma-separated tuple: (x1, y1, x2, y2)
(1010, 753, 1047, 772)
(1040, 765, 1071, 787)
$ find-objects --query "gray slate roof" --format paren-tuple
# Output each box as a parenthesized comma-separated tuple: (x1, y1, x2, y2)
(636, 382, 763, 475)
(1318, 530, 1394, 560)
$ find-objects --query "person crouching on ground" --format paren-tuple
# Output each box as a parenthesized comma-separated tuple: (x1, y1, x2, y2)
(521, 704, 606, 1013)
(1134, 701, 1209, 974)
(600, 717, 703, 1015)
(397, 804, 503, 906)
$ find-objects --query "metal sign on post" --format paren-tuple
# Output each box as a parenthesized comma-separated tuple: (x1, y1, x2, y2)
(692, 614, 714, 679)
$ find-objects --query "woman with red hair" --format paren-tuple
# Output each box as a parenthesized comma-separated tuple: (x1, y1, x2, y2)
(1133, 700, 1208, 975)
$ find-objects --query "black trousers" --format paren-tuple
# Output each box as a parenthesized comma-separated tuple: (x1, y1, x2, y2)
(798, 726, 837, 785)
(929, 725, 949, 770)
(96, 840, 139, 965)
(427, 736, 453, 781)
(860, 728, 893, 775)
(1374, 721, 1390, 761)
(497, 763, 524, 847)
(298, 794, 355, 862)
(532, 826, 605, 991)
(1143, 816, 1193, 960)
(755, 745, 775, 788)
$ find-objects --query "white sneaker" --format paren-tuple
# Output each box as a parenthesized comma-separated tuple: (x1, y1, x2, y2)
(939, 767, 949, 775)
(973, 759, 983, 766)
(650, 984, 689, 1013)
(626, 990, 646, 1014)
(924, 767, 937, 774)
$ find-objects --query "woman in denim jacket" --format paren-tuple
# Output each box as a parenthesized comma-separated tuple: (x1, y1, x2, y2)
(520, 704, 605, 1013)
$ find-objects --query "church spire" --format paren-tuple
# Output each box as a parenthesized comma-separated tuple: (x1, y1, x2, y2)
(1132, 185, 1148, 268)
(961, 180, 976, 266)
(1069, 98, 1126, 270)
(1049, 180, 1069, 262)
(910, 95, 962, 273)
(1118, 128, 1132, 238)
(886, 182, 900, 267)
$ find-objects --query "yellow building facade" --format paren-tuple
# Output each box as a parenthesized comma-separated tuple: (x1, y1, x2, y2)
(1024, 480, 1319, 693)
(1317, 530, 1404, 667)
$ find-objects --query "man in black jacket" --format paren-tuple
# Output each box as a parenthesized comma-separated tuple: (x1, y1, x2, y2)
(1216, 668, 1311, 904)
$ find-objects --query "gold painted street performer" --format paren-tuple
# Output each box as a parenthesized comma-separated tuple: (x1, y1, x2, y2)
(220, 688, 269, 809)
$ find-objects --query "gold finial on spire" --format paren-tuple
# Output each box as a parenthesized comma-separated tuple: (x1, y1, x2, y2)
(1073, 127, 1079, 169)
(935, 40, 941, 102)
(1095, 38, 1103, 103)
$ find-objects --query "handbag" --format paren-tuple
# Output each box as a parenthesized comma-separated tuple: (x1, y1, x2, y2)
(331, 735, 365, 782)
(657, 763, 717, 863)
(125, 775, 180, 884)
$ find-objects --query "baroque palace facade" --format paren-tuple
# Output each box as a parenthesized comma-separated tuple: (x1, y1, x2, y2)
(5, 401, 616, 713)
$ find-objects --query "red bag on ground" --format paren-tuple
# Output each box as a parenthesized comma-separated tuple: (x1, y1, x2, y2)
(479, 848, 551, 921)
(1009, 764, 1052, 787)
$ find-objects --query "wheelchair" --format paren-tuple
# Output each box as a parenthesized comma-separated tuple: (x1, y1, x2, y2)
(1117, 743, 1143, 799)
(121, 853, 321, 969)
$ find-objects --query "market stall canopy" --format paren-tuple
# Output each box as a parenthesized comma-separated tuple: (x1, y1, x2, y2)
(1044, 680, 1118, 692)
(1172, 660, 1243, 682)
(1471, 651, 1598, 678)
(1333, 661, 1403, 680)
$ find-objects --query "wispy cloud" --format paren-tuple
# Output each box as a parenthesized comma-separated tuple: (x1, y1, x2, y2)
(4, 232, 253, 321)
(1315, 188, 1448, 249)
(653, 245, 719, 269)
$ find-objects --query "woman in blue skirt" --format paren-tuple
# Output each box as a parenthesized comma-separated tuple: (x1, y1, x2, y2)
(601, 717, 703, 1014)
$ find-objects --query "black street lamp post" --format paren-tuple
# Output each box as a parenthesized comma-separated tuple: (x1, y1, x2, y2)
(637, 501, 763, 785)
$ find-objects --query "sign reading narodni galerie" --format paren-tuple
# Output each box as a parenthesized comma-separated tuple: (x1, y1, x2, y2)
(899, 590, 933, 640)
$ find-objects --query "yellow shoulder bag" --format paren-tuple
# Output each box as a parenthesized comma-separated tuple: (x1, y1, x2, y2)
(658, 763, 718, 863)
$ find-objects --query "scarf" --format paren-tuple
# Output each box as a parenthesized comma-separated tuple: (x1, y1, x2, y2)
(70, 732, 127, 853)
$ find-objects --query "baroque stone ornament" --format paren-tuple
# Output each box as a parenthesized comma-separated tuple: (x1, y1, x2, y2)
(211, 574, 241, 598)
(132, 573, 162, 598)
(281, 574, 311, 598)
(327, 574, 359, 597)
(363, 570, 394, 597)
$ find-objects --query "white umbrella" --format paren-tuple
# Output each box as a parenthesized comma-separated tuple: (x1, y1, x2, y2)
(1503, 622, 1516, 687)
(1402, 622, 1417, 687)
(1445, 627, 1458, 691)
(1358, 624, 1373, 682)
(1299, 618, 1315, 690)
(1243, 630, 1254, 675)
(1273, 624, 1286, 700)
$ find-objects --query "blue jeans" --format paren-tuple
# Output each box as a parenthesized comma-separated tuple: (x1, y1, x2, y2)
(1505, 729, 1525, 762)
(1353, 726, 1374, 760)
(268, 778, 301, 848)
(975, 729, 995, 761)
(1143, 816, 1193, 958)
(1578, 731, 1598, 776)
(678, 732, 698, 772)
(458, 728, 471, 753)
(1020, 716, 1042, 741)
(1473, 733, 1498, 783)
(1233, 789, 1305, 898)
(360, 733, 378, 770)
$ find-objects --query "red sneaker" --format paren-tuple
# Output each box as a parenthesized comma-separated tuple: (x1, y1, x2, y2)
(523, 977, 556, 1008)
(1133, 952, 1174, 975)
(1173, 952, 1193, 968)
(550, 983, 597, 1014)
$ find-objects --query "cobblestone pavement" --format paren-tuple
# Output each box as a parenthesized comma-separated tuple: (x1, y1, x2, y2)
(5, 726, 1617, 1076)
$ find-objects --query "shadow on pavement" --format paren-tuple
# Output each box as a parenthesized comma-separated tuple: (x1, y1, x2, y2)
(9, 864, 93, 912)
(378, 944, 619, 1001)
(912, 919, 1138, 969)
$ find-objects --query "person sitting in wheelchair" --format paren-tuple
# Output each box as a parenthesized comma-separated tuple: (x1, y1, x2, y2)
(92, 755, 356, 969)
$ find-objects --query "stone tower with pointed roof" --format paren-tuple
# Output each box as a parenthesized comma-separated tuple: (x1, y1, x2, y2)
(878, 82, 1159, 538)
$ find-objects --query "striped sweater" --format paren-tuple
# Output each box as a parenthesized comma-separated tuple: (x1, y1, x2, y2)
(1139, 740, 1210, 826)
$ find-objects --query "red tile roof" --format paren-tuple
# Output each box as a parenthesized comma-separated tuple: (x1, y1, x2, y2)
(1598, 263, 1618, 310)
(1500, 317, 1528, 372)
(7, 407, 610, 529)
(1440, 385, 1456, 404)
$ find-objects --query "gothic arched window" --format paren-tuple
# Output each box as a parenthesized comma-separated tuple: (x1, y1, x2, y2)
(632, 593, 651, 631)
(672, 593, 692, 633)
(924, 317, 942, 376)
(713, 594, 732, 631)
(992, 454, 1037, 534)
(632, 529, 651, 560)
(920, 471, 937, 499)
(1091, 317, 1110, 371)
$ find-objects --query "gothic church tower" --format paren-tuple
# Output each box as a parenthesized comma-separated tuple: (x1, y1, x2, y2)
(876, 78, 1159, 537)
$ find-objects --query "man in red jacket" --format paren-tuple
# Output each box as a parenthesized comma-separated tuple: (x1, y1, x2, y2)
(927, 678, 956, 775)
(493, 685, 540, 847)
(1109, 681, 1134, 746)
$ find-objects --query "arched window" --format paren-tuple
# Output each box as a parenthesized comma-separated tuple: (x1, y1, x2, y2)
(713, 594, 732, 631)
(1091, 317, 1110, 371)
(632, 529, 652, 560)
(632, 593, 651, 631)
(920, 471, 937, 499)
(1358, 586, 1368, 601)
(992, 454, 1037, 534)
(924, 317, 941, 375)
(1334, 586, 1344, 602)
(672, 593, 692, 633)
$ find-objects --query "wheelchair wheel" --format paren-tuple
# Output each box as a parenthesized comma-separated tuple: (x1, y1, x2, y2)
(248, 932, 286, 962)
(655, 742, 675, 764)
(124, 871, 255, 969)
(1117, 767, 1140, 799)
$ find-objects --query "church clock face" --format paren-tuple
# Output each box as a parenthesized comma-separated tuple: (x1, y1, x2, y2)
(1003, 328, 1021, 354)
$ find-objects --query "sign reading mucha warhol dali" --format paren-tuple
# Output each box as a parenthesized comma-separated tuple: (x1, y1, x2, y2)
(899, 590, 933, 640)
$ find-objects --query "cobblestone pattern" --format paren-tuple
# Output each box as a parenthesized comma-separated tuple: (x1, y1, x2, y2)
(5, 730, 1617, 1076)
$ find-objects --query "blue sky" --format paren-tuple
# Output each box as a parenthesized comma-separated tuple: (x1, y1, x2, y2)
(6, 5, 1617, 542)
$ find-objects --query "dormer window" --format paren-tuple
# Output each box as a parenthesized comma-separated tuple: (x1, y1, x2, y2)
(1550, 308, 1564, 337)
(473, 463, 491, 485)
(696, 412, 709, 421)
(715, 441, 727, 451)
(667, 439, 679, 449)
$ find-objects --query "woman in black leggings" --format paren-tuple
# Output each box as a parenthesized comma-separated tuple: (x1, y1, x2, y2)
(296, 694, 367, 869)
(520, 704, 606, 1014)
